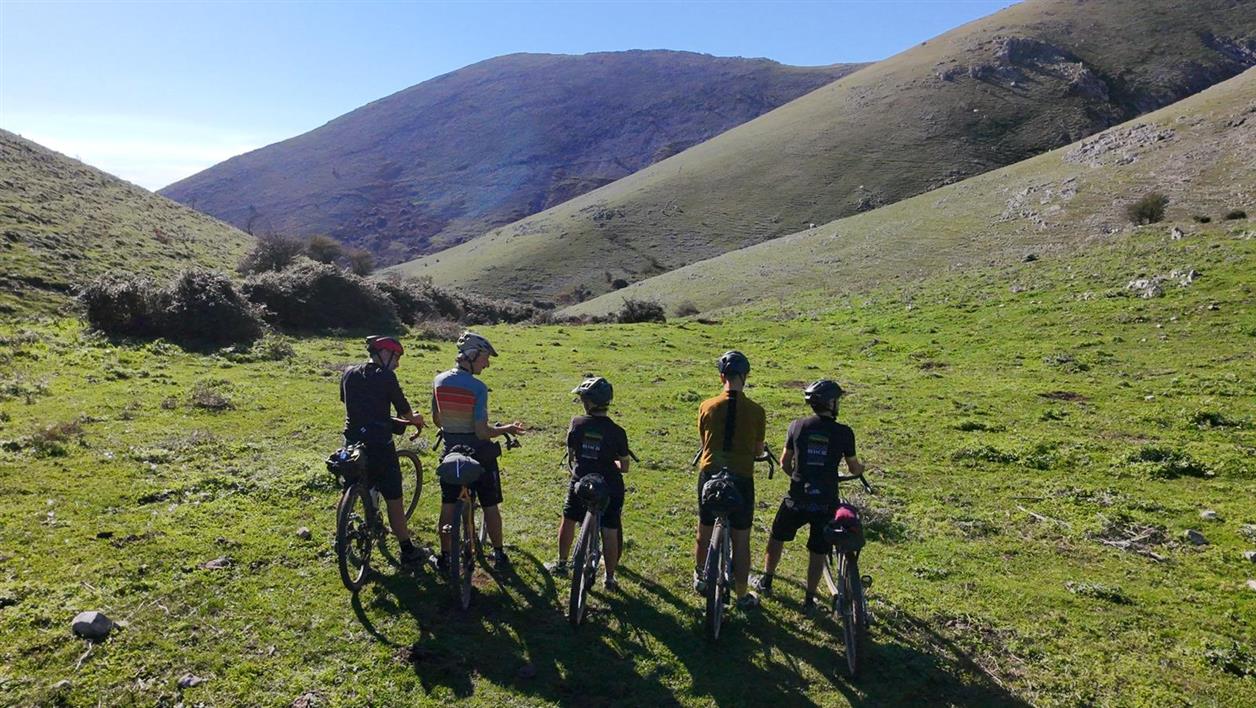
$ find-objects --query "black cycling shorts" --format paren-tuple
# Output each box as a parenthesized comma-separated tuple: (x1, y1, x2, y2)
(697, 469, 755, 531)
(562, 486, 624, 530)
(439, 455, 502, 507)
(362, 440, 403, 501)
(770, 500, 834, 555)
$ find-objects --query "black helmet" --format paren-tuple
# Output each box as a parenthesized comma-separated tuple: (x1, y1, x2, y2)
(572, 376, 613, 407)
(803, 379, 844, 407)
(365, 335, 404, 356)
(717, 350, 750, 377)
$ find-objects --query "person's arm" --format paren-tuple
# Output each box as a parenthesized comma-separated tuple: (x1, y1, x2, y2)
(616, 428, 631, 474)
(430, 390, 442, 429)
(780, 418, 797, 474)
(844, 428, 863, 475)
(389, 375, 423, 431)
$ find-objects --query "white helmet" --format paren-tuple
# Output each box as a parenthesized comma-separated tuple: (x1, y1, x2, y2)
(456, 331, 497, 358)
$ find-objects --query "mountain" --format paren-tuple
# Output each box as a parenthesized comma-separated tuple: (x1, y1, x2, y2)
(392, 0, 1256, 302)
(0, 131, 254, 315)
(160, 51, 864, 264)
(565, 67, 1256, 316)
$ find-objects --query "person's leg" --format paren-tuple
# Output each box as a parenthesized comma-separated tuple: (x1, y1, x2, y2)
(483, 505, 504, 547)
(763, 537, 785, 575)
(806, 552, 826, 601)
(386, 498, 411, 543)
(477, 464, 506, 549)
(695, 523, 713, 568)
(805, 517, 831, 603)
(438, 502, 455, 555)
(602, 497, 624, 580)
(557, 517, 576, 560)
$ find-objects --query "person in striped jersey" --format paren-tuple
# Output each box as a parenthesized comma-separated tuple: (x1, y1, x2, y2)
(432, 331, 525, 571)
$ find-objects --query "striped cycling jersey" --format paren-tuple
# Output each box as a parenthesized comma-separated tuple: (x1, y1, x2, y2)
(431, 367, 489, 435)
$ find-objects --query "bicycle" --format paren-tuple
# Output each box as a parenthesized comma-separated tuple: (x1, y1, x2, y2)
(695, 446, 775, 641)
(821, 472, 875, 677)
(566, 474, 610, 627)
(439, 431, 521, 610)
(330, 438, 424, 593)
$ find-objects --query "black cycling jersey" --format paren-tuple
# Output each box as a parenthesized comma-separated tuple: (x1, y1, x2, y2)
(340, 362, 412, 443)
(784, 414, 856, 510)
(566, 415, 630, 495)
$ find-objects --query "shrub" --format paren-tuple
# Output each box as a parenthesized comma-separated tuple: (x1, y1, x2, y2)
(375, 276, 535, 325)
(238, 234, 306, 275)
(1126, 193, 1168, 225)
(1121, 445, 1209, 479)
(1223, 209, 1248, 221)
(162, 270, 263, 345)
(190, 380, 234, 411)
(346, 248, 374, 276)
(305, 235, 343, 264)
(611, 278, 629, 290)
(674, 301, 700, 317)
(618, 298, 666, 324)
(243, 260, 399, 332)
(1192, 215, 1212, 224)
(77, 273, 165, 337)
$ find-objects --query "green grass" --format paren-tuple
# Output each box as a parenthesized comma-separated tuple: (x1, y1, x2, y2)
(389, 0, 1256, 303)
(2, 224, 1253, 705)
(0, 130, 254, 317)
(568, 67, 1256, 317)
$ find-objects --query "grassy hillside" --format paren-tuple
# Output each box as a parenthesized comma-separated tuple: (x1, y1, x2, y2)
(2, 222, 1253, 705)
(0, 131, 254, 316)
(161, 52, 863, 264)
(393, 0, 1256, 302)
(569, 67, 1256, 317)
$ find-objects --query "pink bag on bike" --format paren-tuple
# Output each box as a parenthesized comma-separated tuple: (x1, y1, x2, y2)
(824, 503, 865, 552)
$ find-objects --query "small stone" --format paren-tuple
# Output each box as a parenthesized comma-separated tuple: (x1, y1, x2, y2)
(296, 527, 312, 540)
(1243, 550, 1256, 563)
(177, 673, 206, 689)
(71, 611, 113, 640)
(1241, 524, 1256, 541)
(201, 556, 232, 570)
(1199, 510, 1220, 521)
(1183, 529, 1209, 546)
(1248, 579, 1256, 592)
(51, 680, 72, 692)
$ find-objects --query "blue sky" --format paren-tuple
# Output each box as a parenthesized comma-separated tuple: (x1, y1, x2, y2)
(1, 1, 1010, 189)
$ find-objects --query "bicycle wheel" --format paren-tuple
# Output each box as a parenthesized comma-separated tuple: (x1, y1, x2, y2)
(839, 553, 864, 677)
(704, 524, 727, 640)
(395, 450, 423, 521)
(336, 484, 373, 592)
(447, 502, 467, 608)
(459, 502, 476, 609)
(568, 511, 597, 626)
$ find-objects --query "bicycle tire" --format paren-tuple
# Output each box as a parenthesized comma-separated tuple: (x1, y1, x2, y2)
(568, 511, 597, 627)
(395, 450, 423, 521)
(336, 484, 372, 592)
(849, 555, 868, 673)
(459, 502, 475, 609)
(474, 503, 487, 560)
(704, 523, 727, 640)
(448, 502, 466, 608)
(839, 553, 863, 677)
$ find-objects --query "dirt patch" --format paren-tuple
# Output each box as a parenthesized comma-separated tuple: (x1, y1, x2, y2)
(1038, 390, 1087, 402)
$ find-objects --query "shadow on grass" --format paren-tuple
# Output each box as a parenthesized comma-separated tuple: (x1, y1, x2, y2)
(349, 553, 1028, 706)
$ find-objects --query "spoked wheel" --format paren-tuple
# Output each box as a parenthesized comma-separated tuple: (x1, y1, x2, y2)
(704, 525, 729, 640)
(447, 502, 472, 609)
(568, 511, 598, 627)
(458, 504, 476, 609)
(838, 553, 866, 677)
(336, 485, 373, 592)
(396, 450, 423, 521)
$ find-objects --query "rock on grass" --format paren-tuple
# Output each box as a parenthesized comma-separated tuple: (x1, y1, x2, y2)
(71, 611, 113, 640)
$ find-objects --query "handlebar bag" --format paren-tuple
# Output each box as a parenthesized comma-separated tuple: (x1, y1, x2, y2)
(437, 448, 484, 485)
(701, 470, 744, 515)
(823, 502, 865, 552)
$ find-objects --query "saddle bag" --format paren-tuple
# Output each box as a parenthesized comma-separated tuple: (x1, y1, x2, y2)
(573, 473, 610, 509)
(700, 470, 743, 515)
(437, 446, 484, 486)
(823, 503, 865, 552)
(326, 442, 367, 483)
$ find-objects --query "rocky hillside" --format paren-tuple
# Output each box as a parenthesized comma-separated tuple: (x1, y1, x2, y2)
(393, 0, 1256, 302)
(0, 131, 255, 316)
(160, 51, 863, 263)
(566, 68, 1256, 315)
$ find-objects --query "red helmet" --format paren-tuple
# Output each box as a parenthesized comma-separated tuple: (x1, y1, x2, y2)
(366, 335, 404, 356)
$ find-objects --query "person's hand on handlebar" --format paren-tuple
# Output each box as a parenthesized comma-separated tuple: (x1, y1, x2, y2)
(394, 412, 425, 440)
(497, 421, 526, 436)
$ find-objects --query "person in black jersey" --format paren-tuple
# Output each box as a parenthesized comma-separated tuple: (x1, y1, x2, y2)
(545, 377, 631, 590)
(753, 379, 864, 610)
(340, 336, 426, 565)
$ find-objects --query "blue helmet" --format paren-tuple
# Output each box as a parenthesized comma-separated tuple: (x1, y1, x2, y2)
(716, 350, 750, 377)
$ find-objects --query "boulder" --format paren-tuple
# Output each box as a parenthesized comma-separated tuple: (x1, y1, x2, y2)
(1248, 579, 1256, 592)
(1243, 550, 1256, 563)
(1183, 529, 1209, 546)
(71, 611, 113, 640)
(296, 527, 312, 540)
(177, 674, 207, 689)
(201, 556, 232, 570)
(1199, 509, 1220, 521)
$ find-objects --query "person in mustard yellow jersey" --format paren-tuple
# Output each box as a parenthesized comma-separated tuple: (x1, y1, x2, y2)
(694, 350, 767, 609)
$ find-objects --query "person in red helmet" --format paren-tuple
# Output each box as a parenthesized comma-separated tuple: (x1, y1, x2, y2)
(340, 335, 426, 564)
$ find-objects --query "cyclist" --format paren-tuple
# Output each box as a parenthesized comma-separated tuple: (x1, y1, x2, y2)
(694, 350, 766, 610)
(545, 377, 631, 590)
(339, 335, 427, 565)
(432, 331, 525, 571)
(753, 379, 864, 611)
